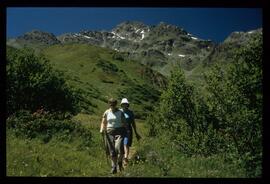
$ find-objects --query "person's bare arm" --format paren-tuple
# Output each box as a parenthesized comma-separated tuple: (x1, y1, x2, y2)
(100, 115, 107, 133)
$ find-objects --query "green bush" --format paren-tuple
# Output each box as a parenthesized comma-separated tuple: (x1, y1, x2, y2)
(6, 110, 92, 146)
(95, 58, 118, 73)
(158, 69, 198, 131)
(145, 34, 262, 177)
(145, 68, 221, 155)
(112, 52, 125, 61)
(7, 47, 80, 115)
(145, 110, 162, 137)
(203, 35, 262, 177)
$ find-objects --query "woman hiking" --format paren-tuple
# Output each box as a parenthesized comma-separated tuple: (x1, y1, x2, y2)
(100, 98, 127, 174)
(120, 98, 141, 166)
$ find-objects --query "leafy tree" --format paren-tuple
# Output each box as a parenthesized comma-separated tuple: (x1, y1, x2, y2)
(158, 68, 197, 132)
(146, 34, 262, 177)
(7, 47, 80, 115)
(146, 67, 221, 156)
(204, 35, 262, 177)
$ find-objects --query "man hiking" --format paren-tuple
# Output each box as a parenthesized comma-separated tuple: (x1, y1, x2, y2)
(120, 98, 141, 166)
(100, 98, 127, 174)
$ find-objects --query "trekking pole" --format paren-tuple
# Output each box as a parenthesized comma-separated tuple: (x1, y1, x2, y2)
(101, 132, 110, 166)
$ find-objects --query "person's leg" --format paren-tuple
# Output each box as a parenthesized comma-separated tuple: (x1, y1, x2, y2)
(118, 154, 124, 171)
(124, 137, 129, 159)
(115, 134, 124, 171)
(123, 136, 128, 166)
(111, 156, 117, 173)
(106, 133, 117, 173)
(123, 146, 129, 166)
(127, 130, 132, 159)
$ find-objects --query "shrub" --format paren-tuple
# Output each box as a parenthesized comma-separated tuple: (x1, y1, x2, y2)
(95, 59, 118, 73)
(7, 47, 80, 115)
(112, 52, 125, 61)
(145, 34, 262, 177)
(158, 68, 198, 132)
(203, 35, 262, 177)
(6, 110, 92, 146)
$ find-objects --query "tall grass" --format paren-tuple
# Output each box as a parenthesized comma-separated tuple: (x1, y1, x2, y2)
(123, 135, 246, 177)
(7, 129, 109, 177)
(6, 114, 246, 177)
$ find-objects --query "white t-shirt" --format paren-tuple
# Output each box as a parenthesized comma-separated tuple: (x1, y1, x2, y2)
(103, 108, 124, 128)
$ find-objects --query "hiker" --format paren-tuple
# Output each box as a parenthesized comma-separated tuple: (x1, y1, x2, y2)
(100, 98, 127, 174)
(120, 98, 141, 166)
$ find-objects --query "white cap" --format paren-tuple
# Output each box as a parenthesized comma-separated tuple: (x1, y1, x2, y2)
(121, 98, 129, 104)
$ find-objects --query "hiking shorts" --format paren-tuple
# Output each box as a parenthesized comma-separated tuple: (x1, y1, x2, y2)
(124, 129, 133, 147)
(105, 127, 126, 157)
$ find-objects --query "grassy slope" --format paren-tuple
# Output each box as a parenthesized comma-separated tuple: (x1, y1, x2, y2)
(7, 118, 245, 177)
(42, 43, 160, 117)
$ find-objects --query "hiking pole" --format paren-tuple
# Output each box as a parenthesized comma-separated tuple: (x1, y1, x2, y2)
(101, 131, 110, 166)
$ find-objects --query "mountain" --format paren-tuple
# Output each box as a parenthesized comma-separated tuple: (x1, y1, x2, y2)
(6, 21, 262, 80)
(7, 30, 61, 51)
(202, 28, 262, 66)
(56, 21, 216, 76)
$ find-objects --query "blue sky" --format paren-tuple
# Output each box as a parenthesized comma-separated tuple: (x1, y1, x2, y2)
(7, 8, 262, 43)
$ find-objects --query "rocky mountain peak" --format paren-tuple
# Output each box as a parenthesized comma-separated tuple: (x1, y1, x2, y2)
(203, 28, 262, 67)
(18, 30, 60, 45)
(111, 21, 150, 42)
(7, 22, 262, 77)
(153, 21, 187, 36)
(223, 28, 262, 45)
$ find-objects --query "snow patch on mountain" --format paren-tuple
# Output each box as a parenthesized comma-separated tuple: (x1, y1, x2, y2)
(73, 33, 80, 37)
(140, 30, 145, 40)
(111, 31, 125, 40)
